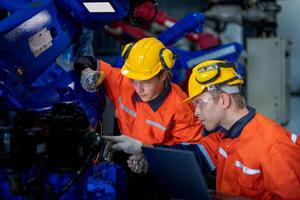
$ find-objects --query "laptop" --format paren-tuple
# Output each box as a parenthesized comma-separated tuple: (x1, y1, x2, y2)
(142, 146, 211, 200)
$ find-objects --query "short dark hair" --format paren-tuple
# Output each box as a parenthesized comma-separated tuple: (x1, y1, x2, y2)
(209, 89, 246, 109)
(73, 56, 97, 75)
(155, 69, 173, 86)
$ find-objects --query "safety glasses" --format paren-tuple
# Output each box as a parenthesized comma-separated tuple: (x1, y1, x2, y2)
(195, 62, 237, 85)
(193, 97, 215, 108)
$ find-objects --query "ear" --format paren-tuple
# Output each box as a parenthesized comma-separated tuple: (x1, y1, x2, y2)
(220, 93, 231, 109)
(159, 71, 167, 83)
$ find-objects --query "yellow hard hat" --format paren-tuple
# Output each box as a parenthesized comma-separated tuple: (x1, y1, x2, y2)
(184, 60, 244, 103)
(121, 37, 176, 80)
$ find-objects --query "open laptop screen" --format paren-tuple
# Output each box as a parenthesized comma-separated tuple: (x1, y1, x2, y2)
(142, 146, 211, 200)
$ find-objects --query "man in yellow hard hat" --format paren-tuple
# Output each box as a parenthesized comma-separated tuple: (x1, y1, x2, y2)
(75, 37, 202, 146)
(74, 37, 203, 199)
(107, 60, 300, 200)
(181, 59, 300, 199)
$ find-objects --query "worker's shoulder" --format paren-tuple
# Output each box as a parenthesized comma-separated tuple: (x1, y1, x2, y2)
(98, 59, 118, 71)
(166, 83, 194, 109)
(251, 112, 288, 133)
(168, 83, 189, 101)
(243, 112, 291, 144)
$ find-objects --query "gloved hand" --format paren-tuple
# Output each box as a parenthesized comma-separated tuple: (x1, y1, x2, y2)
(80, 68, 105, 93)
(102, 135, 143, 154)
(127, 154, 148, 174)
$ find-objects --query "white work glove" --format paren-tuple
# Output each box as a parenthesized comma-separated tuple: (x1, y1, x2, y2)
(80, 68, 105, 93)
(102, 135, 143, 154)
(127, 154, 148, 174)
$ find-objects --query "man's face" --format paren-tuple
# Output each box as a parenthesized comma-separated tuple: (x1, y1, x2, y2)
(130, 75, 164, 102)
(192, 91, 223, 131)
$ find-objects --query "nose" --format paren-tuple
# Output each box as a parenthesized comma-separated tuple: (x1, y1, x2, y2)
(194, 105, 201, 117)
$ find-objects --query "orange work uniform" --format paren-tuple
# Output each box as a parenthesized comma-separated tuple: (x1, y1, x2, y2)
(98, 60, 203, 145)
(199, 107, 300, 200)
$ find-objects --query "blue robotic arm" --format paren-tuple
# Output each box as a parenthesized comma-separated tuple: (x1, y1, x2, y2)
(0, 0, 130, 111)
(0, 1, 131, 199)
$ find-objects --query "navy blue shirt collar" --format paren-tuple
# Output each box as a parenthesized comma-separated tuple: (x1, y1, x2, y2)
(203, 106, 256, 139)
(134, 83, 171, 112)
(223, 106, 256, 139)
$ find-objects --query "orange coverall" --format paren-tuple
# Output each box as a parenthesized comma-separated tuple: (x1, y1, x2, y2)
(99, 60, 203, 145)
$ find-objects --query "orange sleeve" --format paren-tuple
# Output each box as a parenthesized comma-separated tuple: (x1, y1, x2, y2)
(98, 60, 124, 104)
(165, 107, 203, 145)
(261, 143, 300, 199)
(158, 92, 203, 145)
(199, 133, 222, 166)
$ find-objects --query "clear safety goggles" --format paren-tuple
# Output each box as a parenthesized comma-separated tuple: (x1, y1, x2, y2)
(195, 62, 238, 85)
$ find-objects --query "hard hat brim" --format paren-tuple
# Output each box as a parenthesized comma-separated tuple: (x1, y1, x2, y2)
(182, 90, 203, 104)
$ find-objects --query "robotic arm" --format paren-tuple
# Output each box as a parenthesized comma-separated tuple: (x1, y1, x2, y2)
(0, 0, 131, 110)
(0, 1, 132, 199)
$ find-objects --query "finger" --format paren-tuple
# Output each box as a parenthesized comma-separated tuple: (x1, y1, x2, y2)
(127, 158, 135, 164)
(129, 154, 138, 160)
(102, 135, 123, 142)
(134, 165, 141, 173)
(137, 154, 144, 159)
(103, 142, 112, 154)
(127, 157, 134, 164)
(130, 164, 137, 173)
(131, 167, 138, 173)
(128, 163, 133, 168)
(102, 135, 116, 142)
(102, 142, 113, 160)
(132, 160, 137, 165)
(106, 151, 114, 162)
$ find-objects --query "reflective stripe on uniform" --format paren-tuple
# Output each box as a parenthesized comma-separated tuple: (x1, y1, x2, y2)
(146, 119, 167, 132)
(118, 97, 137, 117)
(218, 147, 228, 158)
(197, 144, 216, 171)
(180, 142, 189, 145)
(235, 160, 261, 175)
(291, 133, 297, 144)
